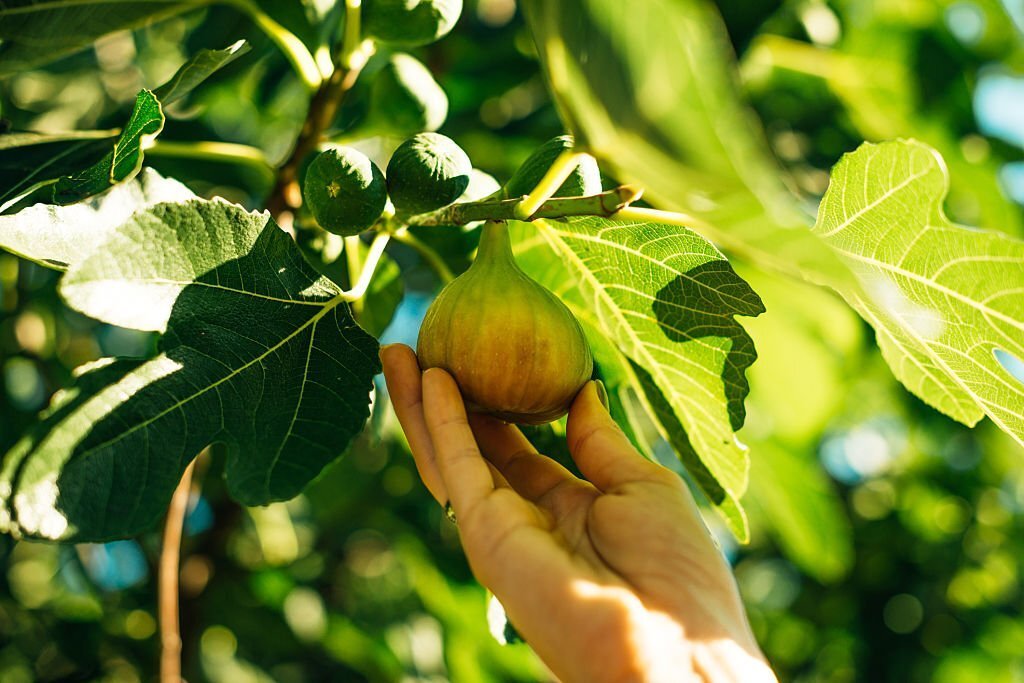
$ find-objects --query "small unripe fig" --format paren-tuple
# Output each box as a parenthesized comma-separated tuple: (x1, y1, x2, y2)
(367, 53, 448, 136)
(303, 148, 387, 235)
(363, 0, 462, 47)
(504, 135, 602, 199)
(386, 132, 471, 215)
(417, 222, 593, 424)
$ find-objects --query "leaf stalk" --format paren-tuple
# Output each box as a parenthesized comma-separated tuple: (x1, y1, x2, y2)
(407, 185, 644, 227)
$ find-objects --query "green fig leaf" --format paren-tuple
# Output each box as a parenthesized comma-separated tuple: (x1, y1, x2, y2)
(513, 217, 764, 541)
(520, 0, 857, 291)
(53, 90, 166, 205)
(814, 140, 1024, 447)
(0, 131, 117, 213)
(0, 198, 380, 542)
(0, 0, 196, 76)
(153, 40, 251, 105)
(0, 169, 194, 270)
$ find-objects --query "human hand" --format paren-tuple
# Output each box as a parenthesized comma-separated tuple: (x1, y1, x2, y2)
(381, 344, 776, 683)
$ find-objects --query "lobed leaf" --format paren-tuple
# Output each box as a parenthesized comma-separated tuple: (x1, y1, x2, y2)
(0, 168, 194, 269)
(0, 198, 380, 541)
(815, 140, 1024, 446)
(517, 217, 764, 540)
(520, 0, 856, 291)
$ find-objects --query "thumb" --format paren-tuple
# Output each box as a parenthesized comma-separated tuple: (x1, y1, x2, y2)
(565, 381, 672, 491)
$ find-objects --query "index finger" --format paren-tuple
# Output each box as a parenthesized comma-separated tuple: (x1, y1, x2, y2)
(422, 368, 497, 518)
(380, 344, 447, 505)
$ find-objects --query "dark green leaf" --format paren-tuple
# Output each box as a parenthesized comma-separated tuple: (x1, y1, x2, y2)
(0, 0, 197, 76)
(0, 131, 116, 212)
(53, 90, 165, 205)
(153, 40, 251, 105)
(0, 199, 380, 541)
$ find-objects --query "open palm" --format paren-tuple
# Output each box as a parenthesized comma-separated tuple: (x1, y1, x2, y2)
(381, 344, 774, 683)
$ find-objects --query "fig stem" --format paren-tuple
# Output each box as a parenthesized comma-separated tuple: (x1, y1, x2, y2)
(339, 232, 391, 301)
(406, 185, 645, 226)
(148, 140, 275, 184)
(513, 149, 587, 219)
(344, 235, 365, 314)
(475, 221, 513, 263)
(228, 0, 325, 89)
(341, 0, 366, 69)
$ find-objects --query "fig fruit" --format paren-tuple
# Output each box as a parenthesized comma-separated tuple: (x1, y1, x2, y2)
(386, 132, 471, 215)
(504, 135, 602, 199)
(367, 53, 448, 136)
(417, 221, 593, 424)
(363, 0, 462, 48)
(303, 147, 387, 235)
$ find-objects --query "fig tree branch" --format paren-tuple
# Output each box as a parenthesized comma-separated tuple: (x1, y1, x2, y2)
(159, 459, 196, 683)
(148, 140, 275, 184)
(227, 0, 325, 90)
(405, 185, 644, 227)
(265, 0, 375, 219)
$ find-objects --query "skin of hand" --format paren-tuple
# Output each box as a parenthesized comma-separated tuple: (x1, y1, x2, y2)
(381, 343, 776, 683)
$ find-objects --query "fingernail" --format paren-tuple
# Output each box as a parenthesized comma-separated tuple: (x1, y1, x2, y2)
(378, 343, 396, 360)
(594, 380, 609, 411)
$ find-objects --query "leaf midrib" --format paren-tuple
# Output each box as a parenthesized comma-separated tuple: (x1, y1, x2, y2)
(71, 276, 329, 306)
(70, 296, 342, 461)
(836, 246, 1024, 333)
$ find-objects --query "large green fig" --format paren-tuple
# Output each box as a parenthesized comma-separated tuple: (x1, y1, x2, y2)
(417, 222, 593, 424)
(504, 135, 602, 199)
(366, 53, 448, 136)
(303, 147, 388, 235)
(363, 0, 462, 47)
(386, 132, 471, 214)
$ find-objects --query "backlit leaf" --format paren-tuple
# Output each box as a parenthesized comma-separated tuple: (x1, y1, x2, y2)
(53, 90, 165, 205)
(815, 140, 1024, 446)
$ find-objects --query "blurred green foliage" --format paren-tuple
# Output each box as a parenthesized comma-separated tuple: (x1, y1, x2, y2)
(1, 0, 1023, 681)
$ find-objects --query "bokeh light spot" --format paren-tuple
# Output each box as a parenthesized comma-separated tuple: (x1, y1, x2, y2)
(883, 593, 924, 633)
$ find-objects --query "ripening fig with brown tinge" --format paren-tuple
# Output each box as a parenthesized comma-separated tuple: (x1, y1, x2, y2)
(417, 221, 593, 424)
